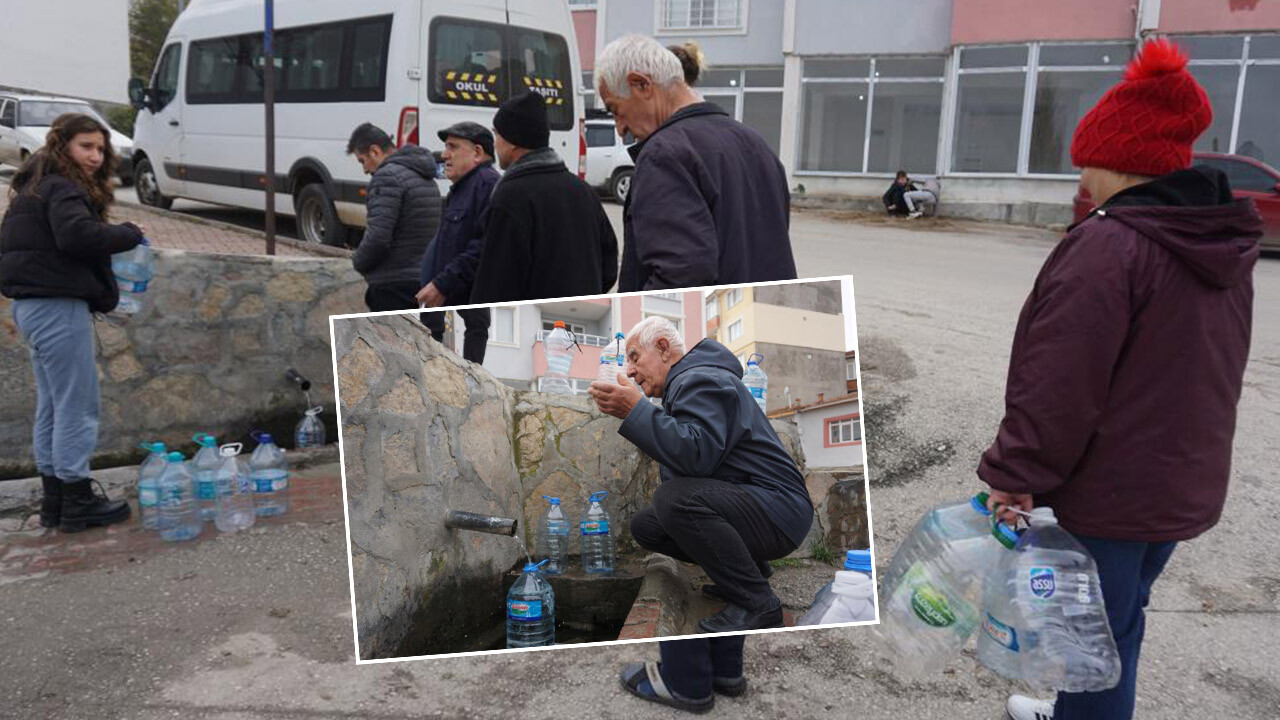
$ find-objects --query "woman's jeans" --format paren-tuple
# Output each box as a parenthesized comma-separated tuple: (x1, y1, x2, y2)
(13, 298, 100, 482)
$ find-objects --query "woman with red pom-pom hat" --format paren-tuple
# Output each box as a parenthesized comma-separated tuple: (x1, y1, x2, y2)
(977, 39, 1264, 720)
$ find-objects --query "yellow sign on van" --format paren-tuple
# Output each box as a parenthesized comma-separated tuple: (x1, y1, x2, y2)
(443, 71, 500, 104)
(523, 76, 565, 105)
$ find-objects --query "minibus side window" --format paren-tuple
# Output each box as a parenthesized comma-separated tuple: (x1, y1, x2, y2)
(429, 19, 504, 108)
(187, 37, 242, 104)
(510, 28, 574, 130)
(153, 43, 182, 110)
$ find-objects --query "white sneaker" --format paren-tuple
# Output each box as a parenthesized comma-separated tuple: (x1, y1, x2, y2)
(907, 211, 923, 219)
(1006, 695, 1054, 720)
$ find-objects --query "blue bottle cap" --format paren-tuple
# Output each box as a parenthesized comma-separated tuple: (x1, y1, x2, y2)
(589, 491, 609, 503)
(193, 433, 217, 447)
(524, 558, 549, 573)
(166, 451, 185, 462)
(542, 495, 560, 505)
(843, 549, 873, 572)
(971, 491, 992, 516)
(615, 332, 625, 339)
(139, 441, 166, 454)
(992, 521, 1021, 550)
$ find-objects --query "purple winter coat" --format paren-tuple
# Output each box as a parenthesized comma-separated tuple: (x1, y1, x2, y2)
(978, 166, 1262, 542)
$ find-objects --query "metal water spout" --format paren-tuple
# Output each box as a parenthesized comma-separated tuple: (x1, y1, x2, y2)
(444, 510, 518, 536)
(285, 368, 312, 392)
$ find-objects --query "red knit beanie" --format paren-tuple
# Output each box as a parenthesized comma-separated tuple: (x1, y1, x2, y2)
(1070, 39, 1213, 177)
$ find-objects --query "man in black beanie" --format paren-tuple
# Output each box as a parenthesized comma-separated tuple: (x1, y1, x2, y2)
(470, 92, 618, 302)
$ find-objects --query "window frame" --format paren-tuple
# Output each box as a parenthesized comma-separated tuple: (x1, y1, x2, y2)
(846, 359, 856, 381)
(705, 298, 719, 320)
(727, 319, 744, 343)
(490, 306, 519, 347)
(823, 412, 863, 448)
(725, 287, 743, 308)
(0, 99, 15, 127)
(656, 0, 749, 35)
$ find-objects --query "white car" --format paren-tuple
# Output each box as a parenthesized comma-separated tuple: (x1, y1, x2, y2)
(0, 93, 134, 184)
(584, 119, 634, 203)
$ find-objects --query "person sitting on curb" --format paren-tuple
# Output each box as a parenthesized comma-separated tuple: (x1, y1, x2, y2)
(883, 170, 910, 217)
(978, 39, 1261, 720)
(469, 92, 618, 302)
(346, 123, 440, 312)
(416, 121, 500, 364)
(588, 316, 812, 714)
(0, 113, 144, 533)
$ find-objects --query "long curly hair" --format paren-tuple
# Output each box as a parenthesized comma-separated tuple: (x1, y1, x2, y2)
(10, 113, 117, 217)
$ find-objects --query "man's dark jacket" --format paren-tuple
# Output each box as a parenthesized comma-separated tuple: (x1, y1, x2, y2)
(352, 145, 441, 287)
(620, 103, 797, 292)
(420, 160, 500, 306)
(0, 173, 143, 313)
(619, 339, 813, 547)
(470, 148, 618, 302)
(883, 181, 908, 215)
(979, 166, 1261, 542)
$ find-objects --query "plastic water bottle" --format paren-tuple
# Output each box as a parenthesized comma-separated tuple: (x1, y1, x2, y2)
(506, 558, 556, 648)
(136, 442, 167, 531)
(977, 507, 1120, 692)
(798, 549, 877, 625)
(580, 491, 615, 574)
(191, 433, 220, 522)
(294, 406, 326, 448)
(249, 431, 289, 517)
(876, 492, 1018, 676)
(157, 451, 202, 542)
(596, 332, 626, 385)
(542, 321, 575, 395)
(743, 353, 768, 413)
(112, 238, 152, 315)
(213, 443, 255, 533)
(537, 495, 571, 574)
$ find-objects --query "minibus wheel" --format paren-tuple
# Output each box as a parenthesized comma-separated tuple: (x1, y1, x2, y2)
(295, 183, 343, 246)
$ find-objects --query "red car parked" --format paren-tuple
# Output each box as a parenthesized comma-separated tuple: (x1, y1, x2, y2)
(1073, 152, 1280, 251)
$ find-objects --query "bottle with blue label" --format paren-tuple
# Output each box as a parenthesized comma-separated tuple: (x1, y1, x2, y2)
(248, 431, 289, 517)
(112, 238, 152, 315)
(506, 559, 556, 648)
(157, 451, 202, 542)
(191, 433, 220, 522)
(294, 406, 326, 448)
(798, 549, 878, 625)
(977, 507, 1120, 692)
(596, 332, 626, 385)
(743, 353, 767, 413)
(579, 491, 615, 574)
(876, 491, 1018, 677)
(537, 495, 571, 574)
(213, 443, 255, 533)
(135, 442, 167, 531)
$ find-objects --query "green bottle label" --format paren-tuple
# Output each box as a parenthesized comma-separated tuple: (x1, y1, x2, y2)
(910, 584, 957, 627)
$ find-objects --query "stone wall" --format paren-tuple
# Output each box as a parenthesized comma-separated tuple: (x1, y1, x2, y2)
(0, 249, 363, 477)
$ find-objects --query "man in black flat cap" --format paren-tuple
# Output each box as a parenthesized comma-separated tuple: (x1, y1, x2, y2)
(417, 121, 499, 364)
(470, 91, 618, 303)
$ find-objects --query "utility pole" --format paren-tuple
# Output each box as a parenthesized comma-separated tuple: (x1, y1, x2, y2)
(263, 0, 276, 255)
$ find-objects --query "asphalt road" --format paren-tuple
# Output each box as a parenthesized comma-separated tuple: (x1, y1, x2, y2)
(1, 171, 1278, 718)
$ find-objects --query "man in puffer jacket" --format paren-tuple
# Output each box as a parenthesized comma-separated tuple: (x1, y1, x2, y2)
(346, 123, 441, 311)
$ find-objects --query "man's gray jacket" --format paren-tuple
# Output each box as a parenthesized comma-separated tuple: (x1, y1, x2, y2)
(352, 145, 441, 287)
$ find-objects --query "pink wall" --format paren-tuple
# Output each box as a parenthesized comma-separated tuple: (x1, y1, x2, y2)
(951, 0, 1134, 44)
(620, 298, 643, 338)
(682, 291, 703, 348)
(1160, 0, 1280, 33)
(573, 9, 597, 71)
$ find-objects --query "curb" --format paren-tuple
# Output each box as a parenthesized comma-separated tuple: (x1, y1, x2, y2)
(114, 198, 354, 259)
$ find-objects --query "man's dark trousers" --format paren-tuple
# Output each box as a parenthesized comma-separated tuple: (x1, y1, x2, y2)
(1055, 535, 1178, 720)
(658, 636, 745, 698)
(420, 308, 491, 365)
(630, 477, 795, 613)
(364, 282, 420, 313)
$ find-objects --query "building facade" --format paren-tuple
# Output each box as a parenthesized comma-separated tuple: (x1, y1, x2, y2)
(769, 393, 863, 470)
(705, 279, 846, 412)
(454, 291, 704, 394)
(585, 0, 1280, 223)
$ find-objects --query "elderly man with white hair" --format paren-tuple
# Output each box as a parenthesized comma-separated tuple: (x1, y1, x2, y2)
(588, 316, 812, 713)
(595, 35, 797, 292)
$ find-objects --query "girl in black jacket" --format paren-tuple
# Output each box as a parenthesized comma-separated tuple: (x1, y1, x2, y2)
(0, 113, 145, 532)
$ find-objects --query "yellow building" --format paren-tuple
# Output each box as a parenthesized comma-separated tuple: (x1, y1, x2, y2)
(704, 281, 847, 412)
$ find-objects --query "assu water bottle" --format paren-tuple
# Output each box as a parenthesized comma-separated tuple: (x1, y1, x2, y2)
(743, 353, 768, 413)
(541, 321, 575, 395)
(191, 433, 220, 522)
(294, 406, 326, 448)
(977, 507, 1120, 692)
(580, 491, 615, 574)
(248, 431, 289, 517)
(506, 559, 556, 648)
(876, 491, 1018, 676)
(596, 332, 626, 385)
(798, 549, 878, 625)
(213, 443, 255, 533)
(136, 442, 167, 531)
(157, 451, 202, 542)
(537, 495, 571, 574)
(112, 238, 153, 315)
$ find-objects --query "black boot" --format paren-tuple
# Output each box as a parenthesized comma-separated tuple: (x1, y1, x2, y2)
(39, 476, 61, 528)
(59, 478, 130, 533)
